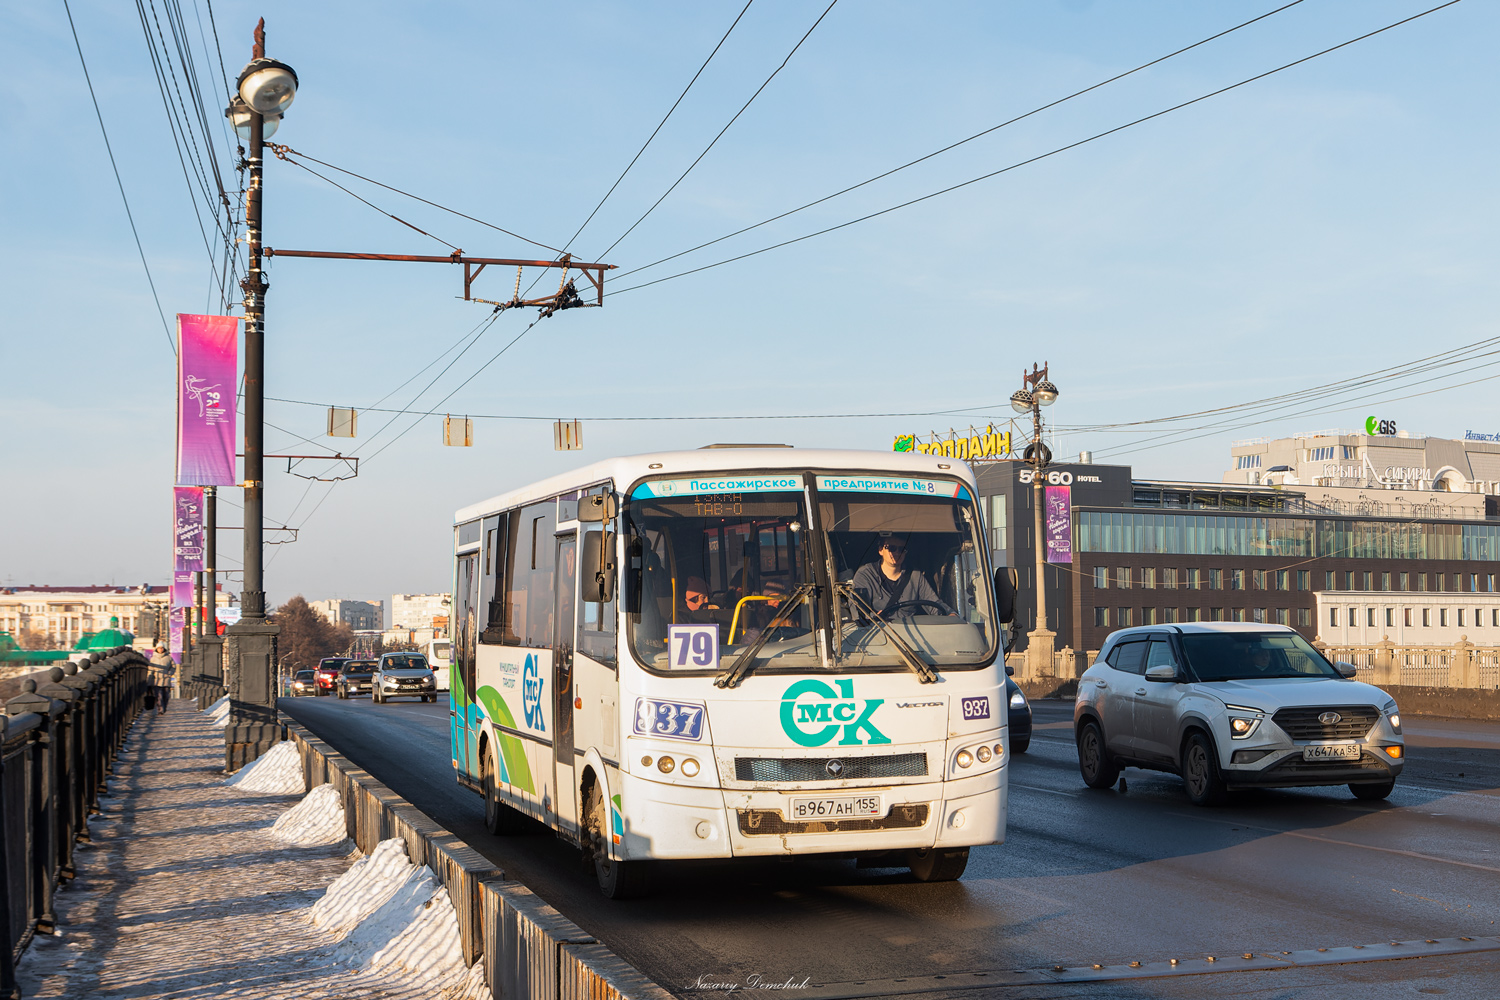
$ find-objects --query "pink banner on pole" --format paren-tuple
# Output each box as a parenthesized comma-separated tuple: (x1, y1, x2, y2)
(1045, 484, 1073, 564)
(171, 570, 194, 609)
(170, 607, 185, 661)
(174, 487, 205, 571)
(176, 314, 238, 486)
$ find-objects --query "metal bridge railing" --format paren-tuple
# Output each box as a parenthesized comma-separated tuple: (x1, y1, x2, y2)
(0, 647, 148, 999)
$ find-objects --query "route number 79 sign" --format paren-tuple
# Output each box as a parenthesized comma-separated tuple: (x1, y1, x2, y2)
(667, 624, 720, 671)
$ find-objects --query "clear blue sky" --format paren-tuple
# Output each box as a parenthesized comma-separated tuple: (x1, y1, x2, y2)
(2, 1, 1495, 607)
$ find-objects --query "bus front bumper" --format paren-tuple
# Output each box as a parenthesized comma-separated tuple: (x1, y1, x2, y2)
(614, 769, 1007, 861)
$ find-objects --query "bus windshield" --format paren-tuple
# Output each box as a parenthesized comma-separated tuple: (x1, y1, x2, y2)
(624, 475, 996, 674)
(626, 486, 817, 672)
(822, 486, 996, 669)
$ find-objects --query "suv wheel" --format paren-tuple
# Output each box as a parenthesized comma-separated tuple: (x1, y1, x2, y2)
(1350, 779, 1395, 801)
(1077, 720, 1120, 789)
(1182, 731, 1227, 806)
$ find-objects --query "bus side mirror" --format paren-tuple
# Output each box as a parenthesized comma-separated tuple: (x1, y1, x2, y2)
(581, 530, 616, 603)
(994, 567, 1018, 624)
(578, 493, 617, 523)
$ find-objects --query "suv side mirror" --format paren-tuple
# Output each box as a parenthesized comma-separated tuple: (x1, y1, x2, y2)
(1144, 664, 1177, 682)
(1334, 661, 1358, 679)
(994, 567, 1018, 624)
(1004, 663, 1015, 677)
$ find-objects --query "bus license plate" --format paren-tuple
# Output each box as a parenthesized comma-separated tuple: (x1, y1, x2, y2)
(1303, 743, 1360, 761)
(790, 796, 882, 820)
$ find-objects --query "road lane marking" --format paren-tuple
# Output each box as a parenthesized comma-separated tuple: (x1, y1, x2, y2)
(1010, 783, 1082, 798)
(1166, 810, 1500, 874)
(683, 936, 1500, 999)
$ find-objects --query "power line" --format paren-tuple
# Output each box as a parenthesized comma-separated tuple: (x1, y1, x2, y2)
(609, 0, 1464, 297)
(609, 0, 1307, 285)
(269, 150, 463, 252)
(262, 146, 563, 254)
(561, 0, 756, 254)
(597, 0, 839, 260)
(62, 0, 176, 354)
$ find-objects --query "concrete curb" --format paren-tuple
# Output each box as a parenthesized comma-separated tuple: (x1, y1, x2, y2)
(279, 715, 672, 1000)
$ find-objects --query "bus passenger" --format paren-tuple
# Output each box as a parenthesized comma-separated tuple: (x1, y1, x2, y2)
(852, 535, 942, 618)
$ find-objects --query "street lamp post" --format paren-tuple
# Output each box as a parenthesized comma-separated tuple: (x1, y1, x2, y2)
(222, 19, 298, 770)
(1011, 363, 1059, 679)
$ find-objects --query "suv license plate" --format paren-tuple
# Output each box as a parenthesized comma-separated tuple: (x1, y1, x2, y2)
(1303, 743, 1361, 761)
(789, 796, 882, 820)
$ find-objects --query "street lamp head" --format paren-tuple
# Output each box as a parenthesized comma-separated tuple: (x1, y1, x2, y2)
(1010, 389, 1034, 413)
(237, 57, 298, 115)
(1033, 380, 1059, 406)
(225, 96, 280, 141)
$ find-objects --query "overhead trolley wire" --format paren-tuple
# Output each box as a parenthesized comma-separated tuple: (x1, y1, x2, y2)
(561, 0, 756, 254)
(608, 0, 1465, 297)
(609, 0, 1307, 285)
(596, 0, 840, 260)
(262, 147, 563, 255)
(62, 0, 176, 355)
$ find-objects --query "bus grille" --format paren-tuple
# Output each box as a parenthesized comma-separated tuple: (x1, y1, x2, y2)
(1271, 706, 1380, 741)
(734, 753, 928, 783)
(737, 804, 930, 836)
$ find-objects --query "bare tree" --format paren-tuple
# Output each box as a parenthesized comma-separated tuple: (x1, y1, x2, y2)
(18, 628, 56, 651)
(270, 596, 354, 670)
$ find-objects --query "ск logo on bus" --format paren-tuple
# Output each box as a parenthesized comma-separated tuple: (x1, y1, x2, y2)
(779, 679, 890, 748)
(522, 655, 546, 731)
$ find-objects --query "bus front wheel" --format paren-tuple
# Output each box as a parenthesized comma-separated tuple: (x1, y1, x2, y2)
(482, 746, 529, 835)
(585, 783, 649, 899)
(908, 847, 969, 882)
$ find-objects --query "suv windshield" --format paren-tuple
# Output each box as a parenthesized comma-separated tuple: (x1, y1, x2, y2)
(382, 655, 428, 670)
(624, 474, 996, 674)
(1180, 631, 1339, 681)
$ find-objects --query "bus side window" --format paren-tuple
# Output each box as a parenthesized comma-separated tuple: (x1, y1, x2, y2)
(479, 512, 508, 644)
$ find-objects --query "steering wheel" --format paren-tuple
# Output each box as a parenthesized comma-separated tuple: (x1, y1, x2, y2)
(879, 599, 955, 619)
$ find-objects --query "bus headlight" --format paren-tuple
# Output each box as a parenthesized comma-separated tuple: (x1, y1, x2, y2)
(956, 750, 974, 769)
(680, 758, 700, 777)
(976, 745, 992, 763)
(657, 756, 675, 774)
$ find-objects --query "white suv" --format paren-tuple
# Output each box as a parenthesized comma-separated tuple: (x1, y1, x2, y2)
(1074, 623, 1403, 805)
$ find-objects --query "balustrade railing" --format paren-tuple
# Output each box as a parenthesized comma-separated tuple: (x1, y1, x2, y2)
(0, 647, 148, 999)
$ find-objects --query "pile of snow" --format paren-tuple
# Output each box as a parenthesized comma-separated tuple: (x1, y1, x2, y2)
(225, 741, 306, 794)
(271, 784, 349, 846)
(310, 837, 480, 994)
(206, 696, 231, 728)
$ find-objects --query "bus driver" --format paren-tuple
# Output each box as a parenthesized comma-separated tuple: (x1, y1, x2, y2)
(851, 534, 944, 618)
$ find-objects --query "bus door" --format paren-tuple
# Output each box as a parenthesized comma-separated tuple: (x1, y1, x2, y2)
(453, 552, 480, 779)
(552, 533, 578, 831)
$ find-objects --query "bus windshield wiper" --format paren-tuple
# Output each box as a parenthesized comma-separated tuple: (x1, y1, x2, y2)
(836, 584, 939, 684)
(715, 584, 817, 689)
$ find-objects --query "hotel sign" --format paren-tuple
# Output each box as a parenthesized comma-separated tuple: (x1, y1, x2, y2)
(893, 425, 1012, 461)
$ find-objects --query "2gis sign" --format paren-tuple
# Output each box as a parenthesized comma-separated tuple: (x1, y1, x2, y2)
(1366, 416, 1398, 436)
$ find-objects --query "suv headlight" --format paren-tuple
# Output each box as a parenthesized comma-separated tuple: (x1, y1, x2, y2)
(1009, 689, 1027, 709)
(1383, 700, 1401, 734)
(1224, 703, 1266, 741)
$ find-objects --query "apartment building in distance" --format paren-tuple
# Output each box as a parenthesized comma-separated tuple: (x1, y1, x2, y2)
(0, 584, 233, 650)
(391, 593, 450, 630)
(307, 598, 384, 631)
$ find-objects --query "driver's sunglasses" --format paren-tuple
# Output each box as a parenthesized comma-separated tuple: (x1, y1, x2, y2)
(884, 544, 906, 554)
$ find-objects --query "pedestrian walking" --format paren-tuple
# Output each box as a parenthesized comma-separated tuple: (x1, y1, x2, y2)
(148, 644, 176, 714)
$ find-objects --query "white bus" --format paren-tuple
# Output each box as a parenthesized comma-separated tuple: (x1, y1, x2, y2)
(423, 638, 452, 691)
(448, 448, 1013, 897)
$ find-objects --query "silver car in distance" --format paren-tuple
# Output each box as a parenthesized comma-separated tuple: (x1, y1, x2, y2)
(371, 652, 439, 704)
(1074, 623, 1403, 805)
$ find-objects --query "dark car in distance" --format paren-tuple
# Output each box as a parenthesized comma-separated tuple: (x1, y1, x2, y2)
(1006, 668, 1032, 754)
(336, 659, 376, 699)
(315, 657, 348, 695)
(290, 669, 317, 697)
